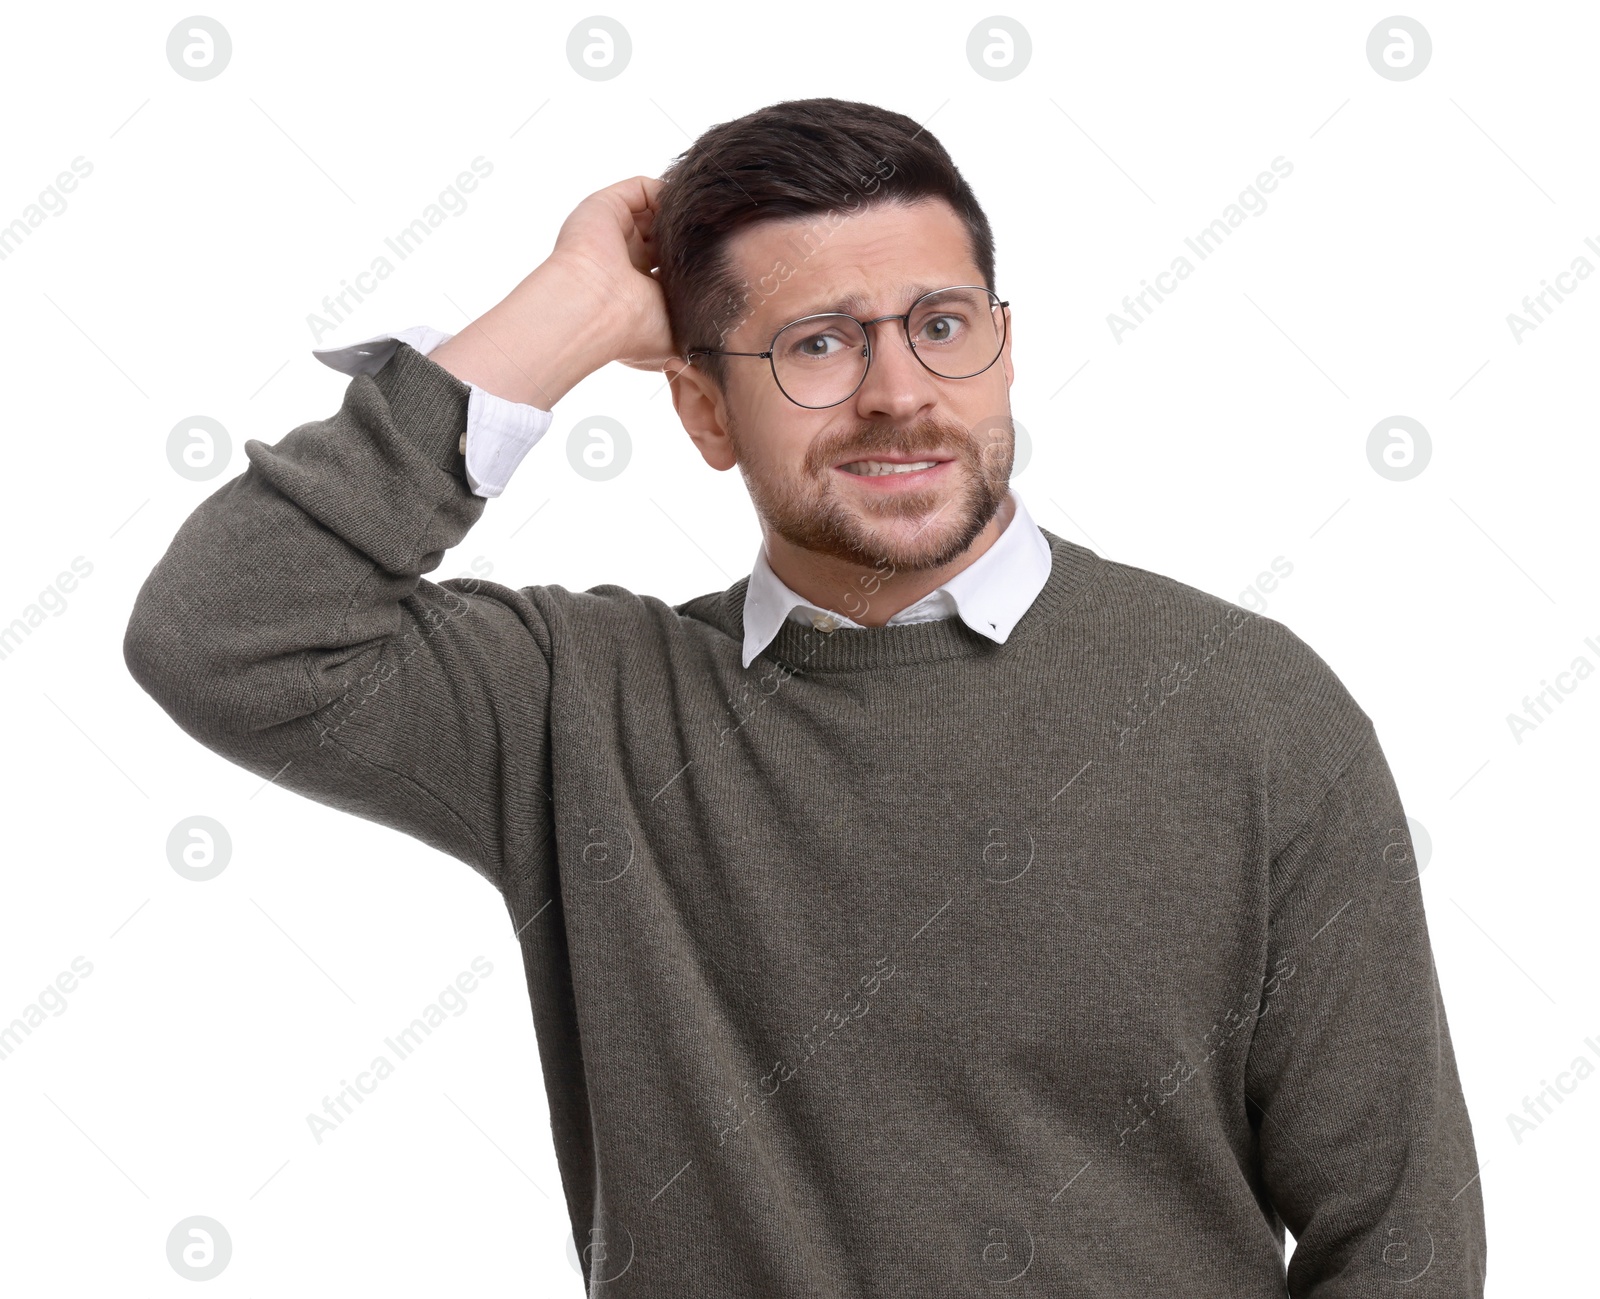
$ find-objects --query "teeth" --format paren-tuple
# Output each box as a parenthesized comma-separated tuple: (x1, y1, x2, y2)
(841, 460, 939, 477)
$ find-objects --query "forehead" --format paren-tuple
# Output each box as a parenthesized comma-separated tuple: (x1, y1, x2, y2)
(722, 198, 981, 333)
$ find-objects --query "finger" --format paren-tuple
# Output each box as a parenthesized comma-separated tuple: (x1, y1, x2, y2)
(607, 183, 661, 246)
(604, 175, 664, 220)
(620, 222, 654, 273)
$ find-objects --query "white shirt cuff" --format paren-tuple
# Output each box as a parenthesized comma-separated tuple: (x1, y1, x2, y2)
(312, 326, 553, 498)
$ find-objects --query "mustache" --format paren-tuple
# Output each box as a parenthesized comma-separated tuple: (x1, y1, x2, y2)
(809, 420, 980, 471)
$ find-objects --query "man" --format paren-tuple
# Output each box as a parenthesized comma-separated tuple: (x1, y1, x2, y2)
(124, 97, 1487, 1296)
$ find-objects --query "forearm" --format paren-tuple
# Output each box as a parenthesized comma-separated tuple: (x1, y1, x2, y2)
(124, 342, 557, 883)
(428, 255, 625, 409)
(125, 343, 479, 738)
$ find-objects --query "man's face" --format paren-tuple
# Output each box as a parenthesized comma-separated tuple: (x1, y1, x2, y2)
(676, 198, 1015, 575)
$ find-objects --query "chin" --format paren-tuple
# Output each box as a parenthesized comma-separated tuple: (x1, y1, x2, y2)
(857, 511, 984, 572)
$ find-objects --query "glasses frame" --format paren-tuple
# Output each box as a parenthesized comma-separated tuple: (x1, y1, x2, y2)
(685, 285, 1011, 410)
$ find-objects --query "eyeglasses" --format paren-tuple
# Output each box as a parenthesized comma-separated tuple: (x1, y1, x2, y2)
(685, 285, 1010, 409)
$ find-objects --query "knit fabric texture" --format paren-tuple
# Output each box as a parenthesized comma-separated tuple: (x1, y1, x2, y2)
(124, 341, 1487, 1297)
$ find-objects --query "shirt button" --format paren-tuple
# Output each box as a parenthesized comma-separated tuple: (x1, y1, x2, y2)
(810, 613, 839, 632)
(458, 432, 467, 455)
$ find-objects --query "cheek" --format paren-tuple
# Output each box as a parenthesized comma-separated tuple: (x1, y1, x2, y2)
(742, 403, 821, 473)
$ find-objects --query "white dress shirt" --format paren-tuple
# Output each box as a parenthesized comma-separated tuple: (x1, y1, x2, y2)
(737, 489, 1052, 668)
(312, 327, 1055, 668)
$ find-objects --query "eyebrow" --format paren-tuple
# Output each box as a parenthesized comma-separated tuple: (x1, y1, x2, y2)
(769, 282, 945, 329)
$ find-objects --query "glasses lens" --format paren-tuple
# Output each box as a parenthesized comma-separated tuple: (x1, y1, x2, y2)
(767, 290, 1006, 407)
(771, 315, 869, 408)
(907, 288, 1004, 379)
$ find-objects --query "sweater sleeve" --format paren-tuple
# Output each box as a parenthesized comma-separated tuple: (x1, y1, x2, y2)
(122, 341, 554, 893)
(1244, 728, 1487, 1296)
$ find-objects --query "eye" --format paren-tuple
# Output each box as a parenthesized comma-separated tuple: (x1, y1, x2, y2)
(781, 326, 857, 360)
(915, 313, 966, 344)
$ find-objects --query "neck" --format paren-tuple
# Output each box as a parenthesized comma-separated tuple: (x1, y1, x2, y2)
(761, 492, 1017, 627)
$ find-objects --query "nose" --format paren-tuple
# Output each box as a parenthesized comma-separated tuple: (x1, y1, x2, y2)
(850, 315, 939, 422)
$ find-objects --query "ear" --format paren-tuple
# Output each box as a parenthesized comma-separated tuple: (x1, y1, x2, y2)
(667, 359, 738, 471)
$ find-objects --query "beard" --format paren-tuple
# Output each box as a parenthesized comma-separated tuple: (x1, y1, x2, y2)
(728, 411, 1014, 574)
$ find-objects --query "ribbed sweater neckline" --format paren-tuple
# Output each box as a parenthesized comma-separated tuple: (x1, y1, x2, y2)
(718, 527, 1103, 674)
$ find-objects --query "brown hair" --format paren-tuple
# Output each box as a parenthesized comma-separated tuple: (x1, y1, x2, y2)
(654, 97, 997, 390)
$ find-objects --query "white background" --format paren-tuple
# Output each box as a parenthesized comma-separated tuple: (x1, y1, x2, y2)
(1, 2, 1593, 1292)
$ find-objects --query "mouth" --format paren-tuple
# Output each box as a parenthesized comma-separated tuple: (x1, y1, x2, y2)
(832, 453, 955, 487)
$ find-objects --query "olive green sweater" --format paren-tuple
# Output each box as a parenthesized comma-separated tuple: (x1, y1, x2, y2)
(123, 341, 1486, 1296)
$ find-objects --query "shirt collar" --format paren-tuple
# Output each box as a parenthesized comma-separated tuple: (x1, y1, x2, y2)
(740, 486, 1053, 668)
